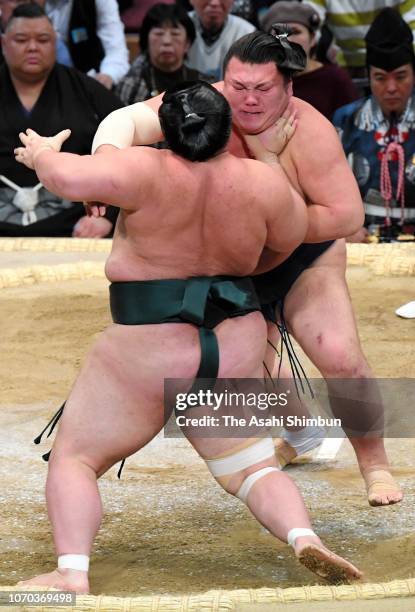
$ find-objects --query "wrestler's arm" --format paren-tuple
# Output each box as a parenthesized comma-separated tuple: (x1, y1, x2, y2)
(91, 94, 164, 152)
(292, 109, 364, 242)
(29, 148, 154, 209)
(259, 162, 308, 254)
(243, 126, 308, 256)
(91, 83, 224, 152)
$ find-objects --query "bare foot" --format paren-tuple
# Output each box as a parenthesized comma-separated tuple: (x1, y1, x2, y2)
(17, 568, 89, 593)
(274, 439, 297, 468)
(294, 536, 362, 584)
(363, 468, 403, 507)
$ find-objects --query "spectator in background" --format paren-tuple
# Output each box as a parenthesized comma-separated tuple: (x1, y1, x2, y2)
(38, 0, 130, 89)
(230, 0, 258, 27)
(0, 0, 71, 66)
(305, 0, 415, 77)
(120, 0, 174, 33)
(116, 3, 214, 107)
(115, 0, 132, 12)
(333, 8, 415, 242)
(187, 0, 255, 80)
(260, 1, 358, 119)
(0, 0, 28, 26)
(0, 4, 123, 237)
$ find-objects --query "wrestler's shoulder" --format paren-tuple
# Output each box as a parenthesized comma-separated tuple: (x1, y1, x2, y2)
(114, 145, 164, 169)
(292, 97, 334, 128)
(290, 96, 339, 146)
(227, 153, 277, 176)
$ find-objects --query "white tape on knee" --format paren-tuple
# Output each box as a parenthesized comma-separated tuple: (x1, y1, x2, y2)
(236, 466, 280, 504)
(287, 528, 316, 548)
(58, 554, 89, 572)
(205, 438, 275, 478)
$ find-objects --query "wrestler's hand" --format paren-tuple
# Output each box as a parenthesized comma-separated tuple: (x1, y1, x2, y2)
(84, 201, 107, 218)
(14, 128, 71, 170)
(244, 102, 297, 160)
(73, 215, 112, 238)
(259, 101, 298, 154)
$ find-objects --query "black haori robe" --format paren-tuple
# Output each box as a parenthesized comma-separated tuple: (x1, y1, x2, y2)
(0, 63, 123, 236)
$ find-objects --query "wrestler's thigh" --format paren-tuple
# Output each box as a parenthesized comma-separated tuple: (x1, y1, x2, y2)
(190, 312, 268, 457)
(216, 311, 268, 379)
(282, 240, 365, 372)
(53, 327, 170, 471)
(183, 371, 266, 460)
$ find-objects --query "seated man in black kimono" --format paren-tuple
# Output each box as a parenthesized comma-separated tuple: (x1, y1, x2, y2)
(0, 3, 123, 237)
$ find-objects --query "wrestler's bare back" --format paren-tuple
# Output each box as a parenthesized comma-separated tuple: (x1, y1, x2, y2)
(30, 143, 304, 405)
(104, 146, 297, 283)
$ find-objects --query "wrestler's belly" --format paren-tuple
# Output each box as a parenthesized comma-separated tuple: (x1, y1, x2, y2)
(86, 312, 267, 400)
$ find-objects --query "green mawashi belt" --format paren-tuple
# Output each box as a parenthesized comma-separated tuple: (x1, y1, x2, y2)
(109, 275, 260, 381)
(34, 275, 260, 470)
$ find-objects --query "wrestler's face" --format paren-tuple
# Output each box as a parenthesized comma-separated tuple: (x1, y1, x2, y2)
(148, 21, 190, 72)
(369, 63, 414, 117)
(223, 58, 292, 134)
(2, 15, 55, 80)
(190, 0, 233, 32)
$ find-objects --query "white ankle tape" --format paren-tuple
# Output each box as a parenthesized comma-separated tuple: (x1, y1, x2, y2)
(287, 528, 316, 548)
(236, 466, 279, 504)
(58, 554, 89, 572)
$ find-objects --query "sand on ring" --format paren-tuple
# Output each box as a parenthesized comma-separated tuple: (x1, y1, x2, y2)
(0, 240, 414, 611)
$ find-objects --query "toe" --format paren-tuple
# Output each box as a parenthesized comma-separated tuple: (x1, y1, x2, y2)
(368, 489, 403, 506)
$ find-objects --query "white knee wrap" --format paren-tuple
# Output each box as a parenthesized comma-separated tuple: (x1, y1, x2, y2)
(205, 438, 279, 504)
(236, 466, 280, 503)
(205, 438, 276, 477)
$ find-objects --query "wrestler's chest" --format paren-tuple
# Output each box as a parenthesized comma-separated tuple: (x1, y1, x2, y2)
(228, 133, 303, 197)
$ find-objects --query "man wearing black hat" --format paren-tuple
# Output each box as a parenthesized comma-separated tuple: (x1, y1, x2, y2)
(334, 8, 415, 242)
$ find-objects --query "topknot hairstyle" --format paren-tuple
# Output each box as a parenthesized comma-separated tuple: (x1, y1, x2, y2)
(159, 81, 232, 162)
(223, 31, 306, 82)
